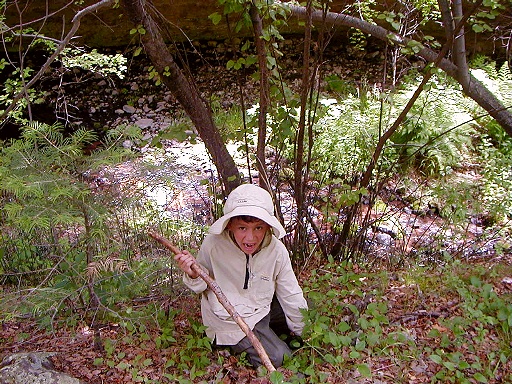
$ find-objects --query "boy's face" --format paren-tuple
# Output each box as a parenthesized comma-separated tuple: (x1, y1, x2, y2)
(226, 217, 270, 255)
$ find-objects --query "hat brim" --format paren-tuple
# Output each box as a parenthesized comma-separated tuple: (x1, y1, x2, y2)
(209, 205, 286, 239)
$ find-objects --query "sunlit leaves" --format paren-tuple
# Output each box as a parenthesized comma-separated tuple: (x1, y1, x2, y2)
(60, 48, 128, 79)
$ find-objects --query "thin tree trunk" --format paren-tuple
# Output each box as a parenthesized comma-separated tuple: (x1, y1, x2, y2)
(292, 0, 313, 257)
(438, 0, 471, 87)
(81, 204, 101, 309)
(121, 0, 240, 195)
(249, 3, 271, 192)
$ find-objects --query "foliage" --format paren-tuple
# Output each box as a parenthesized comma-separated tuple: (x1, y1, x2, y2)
(2, 0, 512, 380)
(478, 135, 512, 222)
(2, 252, 511, 382)
(470, 61, 512, 223)
(0, 121, 132, 235)
(309, 92, 380, 179)
(389, 74, 476, 176)
(280, 258, 512, 383)
(0, 23, 128, 125)
(0, 122, 208, 327)
(59, 48, 128, 79)
(0, 66, 46, 125)
(204, 55, 512, 262)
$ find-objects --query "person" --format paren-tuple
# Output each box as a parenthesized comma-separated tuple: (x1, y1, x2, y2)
(174, 183, 308, 368)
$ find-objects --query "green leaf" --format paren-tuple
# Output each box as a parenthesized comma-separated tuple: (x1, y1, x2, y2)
(269, 370, 284, 383)
(357, 363, 371, 378)
(93, 358, 103, 366)
(472, 24, 484, 33)
(430, 354, 443, 364)
(473, 373, 488, 383)
(116, 361, 130, 370)
(143, 358, 153, 367)
(208, 12, 222, 25)
(470, 275, 482, 287)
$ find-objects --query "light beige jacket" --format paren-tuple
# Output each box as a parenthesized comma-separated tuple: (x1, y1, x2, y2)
(183, 231, 308, 345)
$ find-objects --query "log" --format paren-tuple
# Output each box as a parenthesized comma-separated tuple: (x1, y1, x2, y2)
(148, 231, 277, 372)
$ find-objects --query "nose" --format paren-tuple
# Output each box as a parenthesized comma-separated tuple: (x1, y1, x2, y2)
(245, 229, 256, 241)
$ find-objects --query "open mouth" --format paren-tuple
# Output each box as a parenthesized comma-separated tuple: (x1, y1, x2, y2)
(242, 243, 257, 252)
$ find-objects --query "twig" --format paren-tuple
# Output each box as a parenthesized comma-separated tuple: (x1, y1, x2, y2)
(392, 310, 444, 324)
(148, 231, 277, 373)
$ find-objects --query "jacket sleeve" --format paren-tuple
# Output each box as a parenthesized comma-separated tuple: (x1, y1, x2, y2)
(182, 272, 208, 293)
(274, 246, 308, 336)
(181, 237, 213, 294)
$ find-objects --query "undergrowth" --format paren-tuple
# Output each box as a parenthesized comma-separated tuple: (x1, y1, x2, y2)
(3, 256, 507, 383)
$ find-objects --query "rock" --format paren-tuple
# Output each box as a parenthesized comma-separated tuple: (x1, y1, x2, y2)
(0, 352, 84, 384)
(135, 118, 154, 129)
(122, 105, 136, 114)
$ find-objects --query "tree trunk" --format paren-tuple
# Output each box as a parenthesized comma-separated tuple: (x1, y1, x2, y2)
(287, 3, 512, 137)
(292, 0, 313, 257)
(249, 3, 271, 191)
(121, 0, 241, 195)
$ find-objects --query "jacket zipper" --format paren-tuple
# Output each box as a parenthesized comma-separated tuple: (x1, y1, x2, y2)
(243, 254, 250, 289)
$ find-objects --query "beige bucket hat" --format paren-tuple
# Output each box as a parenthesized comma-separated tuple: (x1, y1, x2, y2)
(209, 184, 286, 239)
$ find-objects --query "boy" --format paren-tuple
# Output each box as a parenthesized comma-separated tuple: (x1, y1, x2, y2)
(175, 184, 308, 368)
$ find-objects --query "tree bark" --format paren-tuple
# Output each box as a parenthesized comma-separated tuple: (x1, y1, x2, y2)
(287, 3, 512, 137)
(292, 0, 314, 256)
(438, 0, 471, 88)
(121, 0, 241, 195)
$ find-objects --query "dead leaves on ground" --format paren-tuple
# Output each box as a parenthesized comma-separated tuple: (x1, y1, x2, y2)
(1, 260, 512, 383)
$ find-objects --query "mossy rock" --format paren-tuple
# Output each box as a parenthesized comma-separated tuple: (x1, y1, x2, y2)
(0, 352, 83, 384)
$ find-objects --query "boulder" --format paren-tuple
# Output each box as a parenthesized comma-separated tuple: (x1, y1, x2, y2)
(0, 352, 84, 384)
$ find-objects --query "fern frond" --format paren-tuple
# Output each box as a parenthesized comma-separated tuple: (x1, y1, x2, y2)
(86, 257, 129, 279)
(71, 127, 98, 147)
(22, 121, 65, 146)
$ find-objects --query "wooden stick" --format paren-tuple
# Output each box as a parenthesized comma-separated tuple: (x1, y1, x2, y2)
(148, 231, 277, 372)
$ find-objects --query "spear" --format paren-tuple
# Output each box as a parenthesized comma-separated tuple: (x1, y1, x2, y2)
(148, 231, 277, 372)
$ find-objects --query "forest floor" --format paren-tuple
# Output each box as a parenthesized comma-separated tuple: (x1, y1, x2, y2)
(1, 253, 512, 383)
